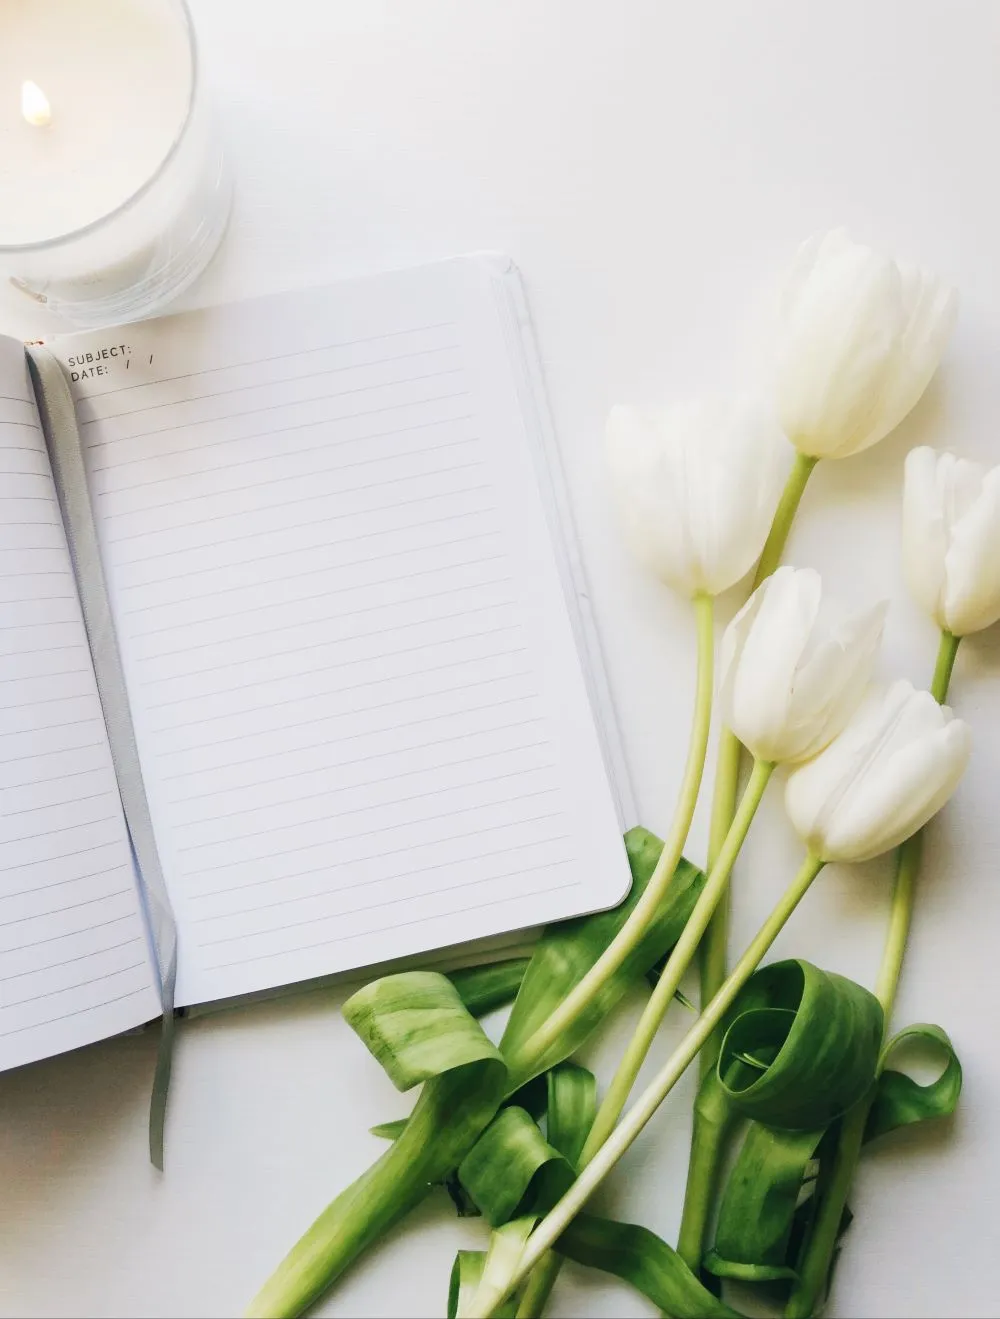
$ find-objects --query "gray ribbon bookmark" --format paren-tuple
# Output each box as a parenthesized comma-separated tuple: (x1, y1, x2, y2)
(27, 346, 178, 1170)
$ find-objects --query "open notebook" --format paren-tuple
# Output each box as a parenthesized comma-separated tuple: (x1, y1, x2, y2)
(0, 254, 633, 1077)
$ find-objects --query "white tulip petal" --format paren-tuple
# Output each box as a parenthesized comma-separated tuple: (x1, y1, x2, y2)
(784, 681, 970, 863)
(785, 598, 888, 761)
(817, 720, 971, 862)
(771, 231, 955, 459)
(722, 567, 886, 765)
(727, 568, 821, 762)
(718, 583, 767, 725)
(606, 398, 788, 599)
(943, 468, 1000, 635)
(864, 270, 958, 455)
(902, 446, 952, 626)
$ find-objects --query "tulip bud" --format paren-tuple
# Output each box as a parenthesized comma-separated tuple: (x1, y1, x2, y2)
(605, 397, 788, 598)
(785, 680, 970, 864)
(902, 446, 1000, 636)
(720, 566, 887, 765)
(772, 230, 957, 460)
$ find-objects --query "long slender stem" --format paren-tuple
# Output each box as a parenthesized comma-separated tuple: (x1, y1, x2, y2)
(581, 759, 774, 1157)
(784, 628, 960, 1318)
(503, 594, 715, 1085)
(469, 853, 826, 1319)
(699, 450, 818, 1061)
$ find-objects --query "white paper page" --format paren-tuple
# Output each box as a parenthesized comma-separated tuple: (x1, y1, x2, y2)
(0, 338, 161, 1068)
(56, 258, 631, 1007)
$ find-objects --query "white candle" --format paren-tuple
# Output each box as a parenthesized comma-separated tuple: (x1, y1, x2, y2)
(0, 0, 230, 326)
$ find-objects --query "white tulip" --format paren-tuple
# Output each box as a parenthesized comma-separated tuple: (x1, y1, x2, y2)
(902, 446, 1000, 636)
(785, 680, 970, 863)
(719, 566, 886, 765)
(772, 229, 957, 460)
(606, 398, 788, 598)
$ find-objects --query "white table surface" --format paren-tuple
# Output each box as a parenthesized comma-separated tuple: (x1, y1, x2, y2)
(3, 2, 1000, 1316)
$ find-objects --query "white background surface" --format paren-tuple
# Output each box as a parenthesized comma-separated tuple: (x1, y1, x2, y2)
(2, 2, 999, 1316)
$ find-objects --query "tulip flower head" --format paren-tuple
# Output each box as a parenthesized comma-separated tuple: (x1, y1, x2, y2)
(606, 397, 788, 598)
(785, 680, 970, 864)
(720, 566, 887, 765)
(902, 446, 1000, 636)
(772, 229, 957, 460)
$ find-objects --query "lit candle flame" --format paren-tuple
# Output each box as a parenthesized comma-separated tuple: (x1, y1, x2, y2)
(21, 81, 52, 128)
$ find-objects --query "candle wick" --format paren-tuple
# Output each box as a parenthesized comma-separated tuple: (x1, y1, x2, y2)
(21, 81, 52, 128)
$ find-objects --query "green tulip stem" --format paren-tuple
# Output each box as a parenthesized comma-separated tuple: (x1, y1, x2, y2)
(699, 450, 818, 1064)
(503, 593, 715, 1085)
(581, 757, 775, 1160)
(675, 450, 818, 1275)
(468, 852, 827, 1319)
(784, 627, 961, 1319)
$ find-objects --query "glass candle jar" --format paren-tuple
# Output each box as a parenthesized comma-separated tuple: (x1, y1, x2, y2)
(0, 0, 232, 328)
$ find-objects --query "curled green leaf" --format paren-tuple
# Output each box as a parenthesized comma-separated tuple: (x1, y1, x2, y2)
(556, 1215, 741, 1318)
(718, 959, 883, 1130)
(458, 1107, 573, 1226)
(344, 971, 504, 1092)
(865, 1022, 962, 1143)
(705, 1122, 826, 1282)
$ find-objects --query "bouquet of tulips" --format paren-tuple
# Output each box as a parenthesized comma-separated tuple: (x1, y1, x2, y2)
(247, 230, 992, 1319)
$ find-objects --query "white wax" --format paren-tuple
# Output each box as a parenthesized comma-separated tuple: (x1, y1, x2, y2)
(0, 0, 192, 247)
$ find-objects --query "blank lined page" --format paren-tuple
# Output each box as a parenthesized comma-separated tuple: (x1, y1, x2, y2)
(56, 258, 631, 1007)
(0, 338, 161, 1068)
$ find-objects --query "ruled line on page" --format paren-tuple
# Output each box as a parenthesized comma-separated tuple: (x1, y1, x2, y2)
(162, 711, 543, 786)
(119, 526, 502, 597)
(175, 763, 556, 852)
(76, 320, 458, 416)
(149, 667, 531, 743)
(89, 377, 471, 451)
(90, 409, 478, 478)
(159, 690, 538, 761)
(187, 804, 564, 878)
(1, 960, 147, 1011)
(0, 935, 141, 984)
(172, 733, 548, 818)
(149, 636, 524, 713)
(100, 432, 480, 501)
(88, 364, 466, 441)
(115, 499, 497, 569)
(177, 785, 561, 865)
(204, 880, 578, 973)
(0, 861, 135, 902)
(0, 986, 151, 1039)
(198, 857, 576, 949)
(115, 502, 496, 569)
(137, 596, 515, 670)
(106, 474, 492, 549)
(132, 564, 509, 645)
(81, 343, 462, 426)
(188, 828, 572, 903)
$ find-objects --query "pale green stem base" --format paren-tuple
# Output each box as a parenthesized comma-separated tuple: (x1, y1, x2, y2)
(784, 629, 960, 1319)
(503, 595, 715, 1085)
(470, 852, 826, 1319)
